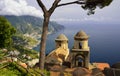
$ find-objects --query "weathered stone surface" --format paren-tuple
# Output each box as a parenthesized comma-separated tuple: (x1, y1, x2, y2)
(46, 47, 69, 65)
(92, 68, 105, 76)
(72, 67, 91, 76)
(103, 68, 120, 76)
(46, 34, 69, 65)
(112, 62, 120, 69)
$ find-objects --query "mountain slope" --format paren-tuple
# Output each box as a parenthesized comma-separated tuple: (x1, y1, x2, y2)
(2, 15, 64, 49)
(3, 15, 64, 35)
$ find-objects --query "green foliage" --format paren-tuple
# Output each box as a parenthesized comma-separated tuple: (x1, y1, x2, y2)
(0, 68, 21, 76)
(8, 62, 27, 75)
(12, 35, 38, 49)
(82, 0, 113, 15)
(0, 62, 27, 76)
(13, 45, 38, 60)
(0, 62, 50, 76)
(0, 16, 16, 48)
(26, 36, 38, 45)
(11, 35, 39, 60)
(41, 69, 50, 76)
(0, 50, 6, 59)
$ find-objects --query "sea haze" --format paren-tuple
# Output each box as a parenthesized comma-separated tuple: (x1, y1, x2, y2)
(34, 23, 120, 65)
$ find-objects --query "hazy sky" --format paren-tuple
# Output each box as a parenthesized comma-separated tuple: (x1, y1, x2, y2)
(0, 0, 120, 24)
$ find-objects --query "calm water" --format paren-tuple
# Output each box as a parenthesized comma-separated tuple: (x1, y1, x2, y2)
(34, 23, 120, 65)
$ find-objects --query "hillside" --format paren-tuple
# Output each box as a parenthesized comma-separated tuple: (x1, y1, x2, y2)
(2, 15, 64, 49)
(3, 15, 64, 38)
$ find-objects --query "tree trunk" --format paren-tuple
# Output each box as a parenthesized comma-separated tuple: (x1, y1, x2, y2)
(39, 15, 50, 69)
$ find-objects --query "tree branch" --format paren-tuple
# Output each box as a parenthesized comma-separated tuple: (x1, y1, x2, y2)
(36, 0, 47, 14)
(48, 0, 61, 15)
(57, 0, 85, 7)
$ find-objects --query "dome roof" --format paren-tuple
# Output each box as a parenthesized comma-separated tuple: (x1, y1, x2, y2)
(55, 34, 68, 41)
(75, 30, 89, 39)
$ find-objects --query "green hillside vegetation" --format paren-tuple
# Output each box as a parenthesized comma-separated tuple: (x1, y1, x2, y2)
(12, 35, 38, 49)
(4, 15, 64, 34)
(2, 15, 64, 50)
(0, 16, 39, 69)
(0, 16, 65, 76)
(0, 62, 50, 76)
(0, 50, 7, 60)
(15, 47, 38, 59)
(0, 16, 16, 48)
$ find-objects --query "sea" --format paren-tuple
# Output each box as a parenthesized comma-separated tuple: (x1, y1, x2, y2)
(34, 23, 120, 65)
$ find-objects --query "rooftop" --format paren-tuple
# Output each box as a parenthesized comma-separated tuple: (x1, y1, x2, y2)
(55, 34, 68, 41)
(75, 30, 89, 39)
(92, 63, 110, 70)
